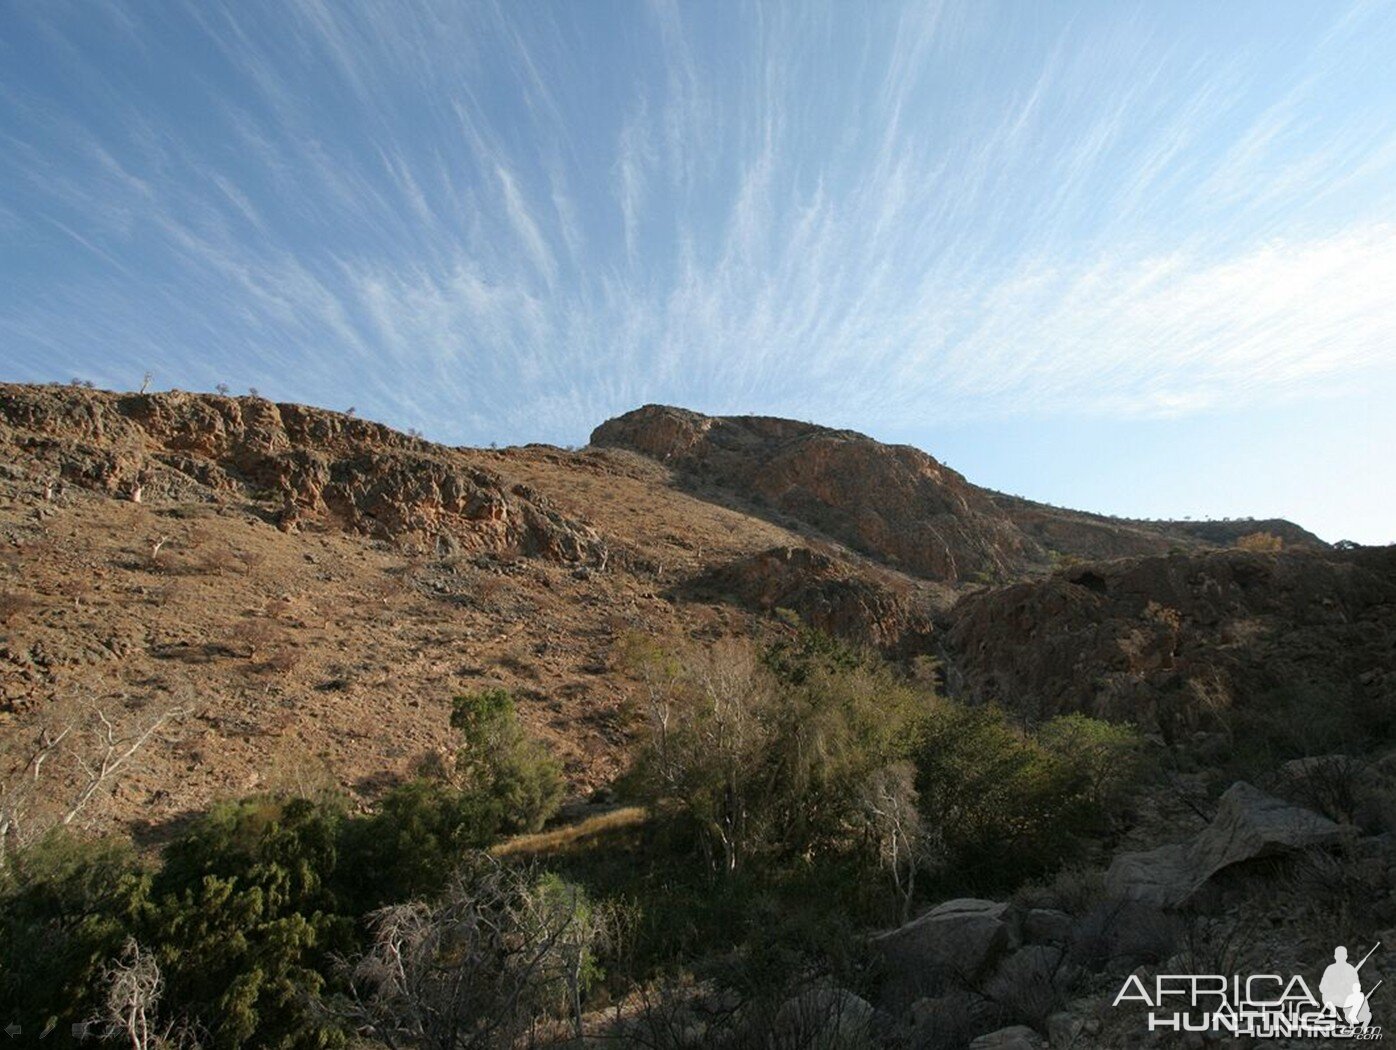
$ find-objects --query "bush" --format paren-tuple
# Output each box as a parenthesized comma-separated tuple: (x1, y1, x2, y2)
(1236, 531, 1283, 552)
(338, 779, 502, 908)
(451, 690, 564, 834)
(0, 832, 149, 1038)
(625, 632, 932, 881)
(149, 795, 354, 1048)
(331, 855, 605, 1049)
(1035, 713, 1145, 818)
(913, 706, 1142, 890)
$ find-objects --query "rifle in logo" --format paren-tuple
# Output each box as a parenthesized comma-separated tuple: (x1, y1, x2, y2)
(1356, 943, 1381, 972)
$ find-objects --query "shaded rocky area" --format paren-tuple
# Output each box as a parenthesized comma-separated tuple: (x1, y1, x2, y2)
(681, 545, 938, 654)
(943, 545, 1396, 740)
(990, 492, 1326, 563)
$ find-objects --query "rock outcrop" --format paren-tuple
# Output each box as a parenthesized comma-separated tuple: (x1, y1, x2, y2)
(944, 545, 1396, 734)
(871, 898, 1016, 986)
(0, 384, 606, 564)
(1105, 782, 1349, 906)
(684, 546, 936, 653)
(591, 406, 1325, 586)
(592, 406, 1043, 582)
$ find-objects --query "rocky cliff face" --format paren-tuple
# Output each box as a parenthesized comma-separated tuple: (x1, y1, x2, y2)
(591, 405, 1325, 586)
(592, 405, 1041, 583)
(684, 546, 936, 654)
(0, 384, 605, 564)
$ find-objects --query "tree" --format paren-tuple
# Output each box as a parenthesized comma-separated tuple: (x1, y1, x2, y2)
(91, 937, 199, 1049)
(1, 700, 189, 871)
(628, 639, 773, 875)
(332, 856, 603, 1050)
(0, 832, 150, 1040)
(858, 762, 941, 923)
(626, 631, 932, 878)
(450, 690, 562, 834)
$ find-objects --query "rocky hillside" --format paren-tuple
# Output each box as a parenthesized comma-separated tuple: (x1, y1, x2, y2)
(3, 382, 1392, 1050)
(592, 404, 1325, 584)
(945, 545, 1396, 740)
(0, 384, 941, 835)
(0, 383, 1383, 843)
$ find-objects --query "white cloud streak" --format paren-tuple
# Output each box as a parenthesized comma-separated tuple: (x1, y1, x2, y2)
(1, 0, 1395, 451)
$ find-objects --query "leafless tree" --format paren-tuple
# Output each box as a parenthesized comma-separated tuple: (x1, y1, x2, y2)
(62, 702, 189, 827)
(0, 723, 70, 870)
(101, 938, 163, 1049)
(329, 855, 604, 1049)
(90, 938, 201, 1050)
(859, 761, 941, 923)
(0, 700, 189, 869)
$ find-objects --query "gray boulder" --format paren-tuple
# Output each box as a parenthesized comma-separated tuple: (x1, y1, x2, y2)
(1045, 1010, 1084, 1048)
(871, 898, 1015, 984)
(1106, 781, 1349, 906)
(771, 985, 876, 1049)
(1022, 908, 1073, 945)
(984, 946, 1078, 1030)
(968, 1025, 1045, 1050)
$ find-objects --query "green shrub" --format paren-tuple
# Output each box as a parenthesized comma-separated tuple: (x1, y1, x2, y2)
(626, 631, 933, 886)
(451, 689, 564, 834)
(914, 706, 1142, 890)
(0, 832, 150, 1039)
(337, 778, 502, 908)
(1035, 712, 1145, 817)
(149, 796, 353, 1049)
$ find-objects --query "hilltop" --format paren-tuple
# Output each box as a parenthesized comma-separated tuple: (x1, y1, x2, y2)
(592, 404, 1325, 582)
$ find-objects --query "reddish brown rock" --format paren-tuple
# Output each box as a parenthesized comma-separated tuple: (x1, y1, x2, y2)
(687, 546, 936, 653)
(0, 384, 605, 565)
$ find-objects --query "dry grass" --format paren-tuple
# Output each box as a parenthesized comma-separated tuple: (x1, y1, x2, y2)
(0, 590, 36, 625)
(491, 806, 648, 858)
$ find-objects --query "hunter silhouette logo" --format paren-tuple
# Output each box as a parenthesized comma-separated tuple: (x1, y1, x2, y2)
(1323, 944, 1382, 1031)
(1113, 940, 1384, 1040)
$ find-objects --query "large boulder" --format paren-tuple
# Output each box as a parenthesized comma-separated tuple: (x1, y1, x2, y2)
(984, 945, 1078, 1024)
(908, 992, 1002, 1050)
(1022, 908, 1073, 946)
(968, 1025, 1045, 1050)
(770, 985, 877, 1049)
(871, 898, 1015, 985)
(1107, 781, 1350, 906)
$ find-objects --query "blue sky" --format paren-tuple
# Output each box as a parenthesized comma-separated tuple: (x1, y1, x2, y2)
(3, 2, 1395, 543)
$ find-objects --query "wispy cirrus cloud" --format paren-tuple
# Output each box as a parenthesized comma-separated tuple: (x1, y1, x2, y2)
(1, 0, 1395, 455)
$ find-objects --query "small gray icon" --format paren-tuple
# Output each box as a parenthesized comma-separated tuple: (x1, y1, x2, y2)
(2, 1022, 20, 1038)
